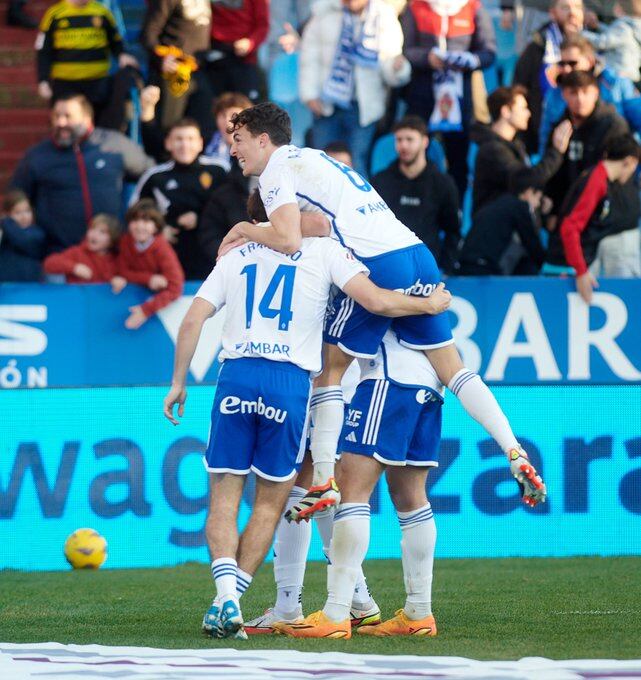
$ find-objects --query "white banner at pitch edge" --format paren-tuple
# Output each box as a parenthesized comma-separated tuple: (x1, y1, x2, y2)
(1, 644, 640, 680)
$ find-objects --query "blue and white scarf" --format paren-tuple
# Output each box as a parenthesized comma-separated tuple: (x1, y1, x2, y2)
(322, 2, 381, 109)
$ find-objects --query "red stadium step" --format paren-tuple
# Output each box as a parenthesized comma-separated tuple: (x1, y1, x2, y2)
(0, 108, 49, 126)
(0, 65, 37, 85)
(0, 83, 42, 108)
(0, 128, 48, 152)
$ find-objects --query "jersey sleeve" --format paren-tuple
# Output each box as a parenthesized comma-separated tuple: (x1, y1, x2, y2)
(195, 257, 228, 310)
(323, 241, 369, 290)
(259, 158, 298, 217)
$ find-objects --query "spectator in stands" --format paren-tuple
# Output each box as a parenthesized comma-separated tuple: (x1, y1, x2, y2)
(299, 0, 411, 177)
(36, 0, 138, 121)
(400, 0, 496, 198)
(204, 92, 253, 171)
(130, 118, 226, 280)
(550, 134, 641, 300)
(10, 93, 154, 255)
(198, 159, 251, 264)
(112, 199, 184, 329)
(473, 85, 572, 213)
(513, 0, 584, 153)
(0, 190, 45, 282)
(372, 115, 460, 273)
(266, 1, 312, 65)
(459, 168, 547, 275)
(543, 70, 629, 217)
(207, 0, 269, 103)
(324, 140, 354, 166)
(7, 0, 36, 27)
(43, 213, 120, 282)
(538, 34, 638, 154)
(140, 0, 213, 137)
(582, 0, 641, 83)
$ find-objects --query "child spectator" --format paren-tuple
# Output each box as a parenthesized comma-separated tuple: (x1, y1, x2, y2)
(112, 199, 184, 330)
(0, 190, 46, 282)
(43, 213, 120, 282)
(204, 92, 252, 171)
(583, 0, 641, 84)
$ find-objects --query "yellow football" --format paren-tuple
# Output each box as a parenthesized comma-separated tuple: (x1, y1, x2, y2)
(64, 528, 108, 569)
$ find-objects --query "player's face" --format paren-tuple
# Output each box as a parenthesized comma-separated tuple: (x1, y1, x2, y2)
(217, 107, 244, 145)
(563, 84, 599, 118)
(165, 126, 203, 165)
(51, 100, 91, 147)
(129, 218, 157, 243)
(231, 126, 266, 176)
(86, 221, 113, 252)
(394, 128, 428, 166)
(550, 0, 583, 33)
(507, 94, 531, 131)
(9, 200, 33, 229)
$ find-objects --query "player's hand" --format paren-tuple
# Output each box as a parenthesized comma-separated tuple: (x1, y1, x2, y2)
(73, 263, 93, 280)
(217, 224, 245, 258)
(576, 271, 598, 304)
(125, 305, 148, 330)
(164, 384, 187, 425)
(149, 274, 168, 291)
(509, 449, 547, 507)
(111, 275, 127, 294)
(423, 282, 451, 314)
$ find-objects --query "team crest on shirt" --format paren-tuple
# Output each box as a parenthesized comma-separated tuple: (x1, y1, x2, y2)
(92, 16, 103, 27)
(199, 171, 212, 189)
(263, 187, 280, 207)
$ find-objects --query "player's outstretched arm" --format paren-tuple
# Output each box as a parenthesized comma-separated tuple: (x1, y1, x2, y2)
(163, 297, 216, 425)
(343, 276, 452, 317)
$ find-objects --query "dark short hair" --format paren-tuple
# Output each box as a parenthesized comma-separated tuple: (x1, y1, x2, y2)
(2, 189, 30, 214)
(247, 188, 268, 223)
(559, 69, 598, 90)
(560, 34, 594, 56)
(166, 117, 202, 136)
(213, 92, 253, 117)
(487, 85, 528, 122)
(508, 167, 546, 195)
(228, 102, 292, 146)
(51, 92, 94, 118)
(125, 199, 165, 234)
(392, 115, 428, 136)
(605, 133, 641, 161)
(323, 141, 352, 156)
(89, 213, 121, 249)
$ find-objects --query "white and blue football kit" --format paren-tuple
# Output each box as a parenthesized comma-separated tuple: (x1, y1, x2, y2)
(196, 238, 368, 481)
(341, 331, 444, 467)
(258, 145, 454, 357)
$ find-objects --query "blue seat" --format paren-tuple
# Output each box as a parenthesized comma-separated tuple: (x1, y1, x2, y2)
(268, 53, 300, 104)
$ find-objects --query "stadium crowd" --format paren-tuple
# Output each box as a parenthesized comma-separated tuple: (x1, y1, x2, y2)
(2, 0, 641, 313)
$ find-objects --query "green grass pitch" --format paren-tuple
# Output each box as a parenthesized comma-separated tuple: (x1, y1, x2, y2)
(1, 558, 640, 658)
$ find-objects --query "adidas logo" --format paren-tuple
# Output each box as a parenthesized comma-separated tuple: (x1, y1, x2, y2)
(345, 432, 357, 443)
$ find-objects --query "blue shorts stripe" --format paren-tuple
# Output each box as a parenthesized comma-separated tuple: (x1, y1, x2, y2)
(362, 380, 384, 445)
(369, 381, 389, 445)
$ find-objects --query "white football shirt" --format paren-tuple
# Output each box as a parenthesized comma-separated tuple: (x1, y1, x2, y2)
(196, 238, 368, 373)
(358, 330, 444, 397)
(258, 145, 421, 258)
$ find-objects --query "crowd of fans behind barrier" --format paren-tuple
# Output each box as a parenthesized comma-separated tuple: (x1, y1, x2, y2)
(1, 0, 641, 327)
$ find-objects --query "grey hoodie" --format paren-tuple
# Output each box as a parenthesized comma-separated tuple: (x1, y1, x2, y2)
(583, 16, 641, 82)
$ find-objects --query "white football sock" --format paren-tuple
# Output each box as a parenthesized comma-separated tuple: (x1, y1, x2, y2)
(211, 558, 237, 601)
(236, 567, 252, 599)
(315, 506, 335, 560)
(398, 504, 436, 620)
(351, 573, 373, 608)
(448, 369, 518, 454)
(273, 486, 310, 616)
(309, 386, 344, 485)
(323, 503, 370, 622)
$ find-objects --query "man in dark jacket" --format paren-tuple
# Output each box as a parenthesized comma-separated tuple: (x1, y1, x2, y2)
(400, 0, 496, 198)
(459, 168, 547, 275)
(473, 84, 572, 213)
(544, 70, 629, 216)
(129, 118, 226, 279)
(372, 116, 460, 274)
(10, 93, 154, 254)
(513, 0, 584, 153)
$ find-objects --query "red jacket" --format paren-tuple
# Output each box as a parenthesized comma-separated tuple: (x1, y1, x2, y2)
(211, 0, 269, 64)
(43, 240, 117, 283)
(117, 233, 185, 317)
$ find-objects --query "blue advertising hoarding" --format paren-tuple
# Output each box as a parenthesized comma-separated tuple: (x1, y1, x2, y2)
(0, 384, 639, 570)
(0, 278, 640, 388)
